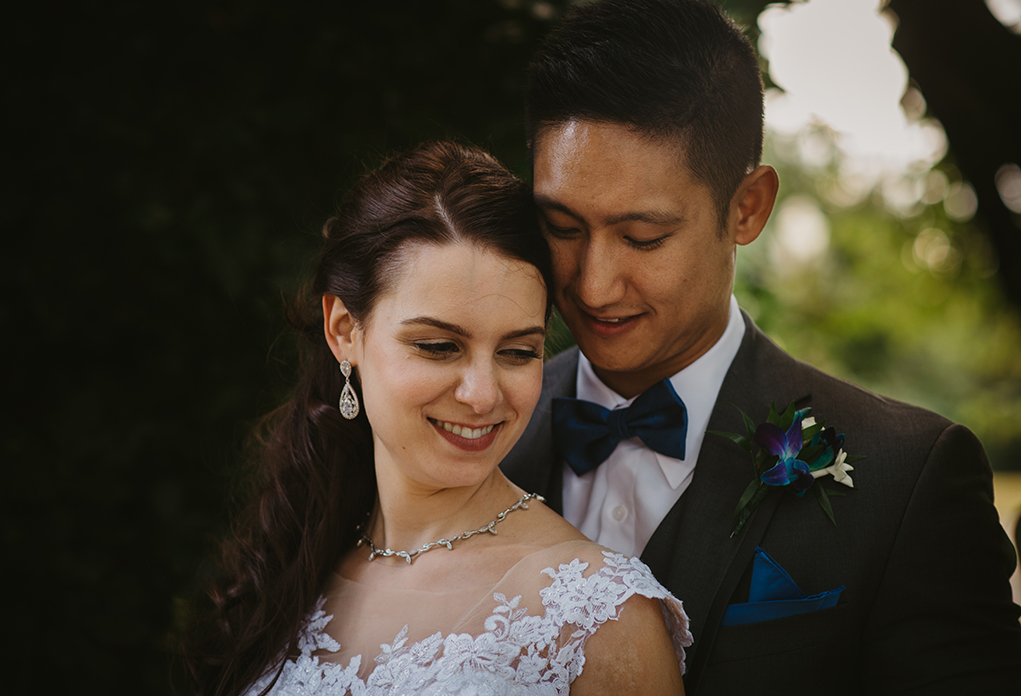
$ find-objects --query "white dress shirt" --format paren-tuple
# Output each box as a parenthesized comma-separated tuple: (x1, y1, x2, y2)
(562, 295, 746, 557)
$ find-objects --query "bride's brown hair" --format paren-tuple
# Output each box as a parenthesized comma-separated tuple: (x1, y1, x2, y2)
(179, 141, 553, 695)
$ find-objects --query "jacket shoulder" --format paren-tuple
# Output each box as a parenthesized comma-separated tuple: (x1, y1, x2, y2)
(739, 318, 954, 446)
(542, 346, 580, 392)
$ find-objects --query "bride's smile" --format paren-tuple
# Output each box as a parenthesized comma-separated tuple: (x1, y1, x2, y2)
(427, 418, 502, 451)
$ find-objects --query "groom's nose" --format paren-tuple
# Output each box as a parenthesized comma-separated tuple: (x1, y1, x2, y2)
(573, 236, 626, 308)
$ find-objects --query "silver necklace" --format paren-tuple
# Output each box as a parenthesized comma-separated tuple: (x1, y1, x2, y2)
(357, 492, 545, 565)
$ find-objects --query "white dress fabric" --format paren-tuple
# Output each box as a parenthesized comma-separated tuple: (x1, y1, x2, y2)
(245, 541, 691, 695)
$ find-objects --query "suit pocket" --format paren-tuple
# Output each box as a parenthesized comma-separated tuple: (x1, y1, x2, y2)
(709, 601, 851, 663)
(698, 603, 859, 696)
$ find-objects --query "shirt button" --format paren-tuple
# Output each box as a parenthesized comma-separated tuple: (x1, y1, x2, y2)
(611, 505, 628, 522)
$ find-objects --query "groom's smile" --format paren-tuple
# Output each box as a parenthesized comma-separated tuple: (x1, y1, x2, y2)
(533, 119, 753, 399)
(580, 309, 643, 337)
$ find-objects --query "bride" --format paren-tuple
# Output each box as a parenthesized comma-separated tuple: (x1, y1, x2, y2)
(181, 141, 690, 695)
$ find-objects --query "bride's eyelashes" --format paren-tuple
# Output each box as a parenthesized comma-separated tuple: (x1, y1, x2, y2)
(498, 348, 542, 364)
(413, 340, 459, 357)
(411, 340, 541, 364)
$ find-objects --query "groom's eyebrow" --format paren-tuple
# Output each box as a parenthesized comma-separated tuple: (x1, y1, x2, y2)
(535, 195, 685, 227)
(535, 196, 586, 222)
(605, 209, 685, 226)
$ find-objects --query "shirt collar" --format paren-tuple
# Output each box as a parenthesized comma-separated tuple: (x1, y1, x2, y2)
(575, 295, 746, 488)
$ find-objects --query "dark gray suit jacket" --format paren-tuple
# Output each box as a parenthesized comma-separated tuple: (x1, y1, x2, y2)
(502, 312, 1021, 694)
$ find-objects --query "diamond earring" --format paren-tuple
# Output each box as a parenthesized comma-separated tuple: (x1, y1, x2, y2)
(339, 360, 360, 420)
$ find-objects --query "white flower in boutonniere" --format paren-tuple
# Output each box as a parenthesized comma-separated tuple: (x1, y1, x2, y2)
(812, 448, 854, 487)
(710, 401, 864, 536)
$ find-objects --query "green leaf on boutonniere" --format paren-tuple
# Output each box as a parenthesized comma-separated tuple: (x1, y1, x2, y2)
(708, 430, 753, 452)
(739, 409, 757, 439)
(799, 443, 825, 464)
(731, 482, 770, 537)
(713, 402, 758, 440)
(733, 478, 762, 516)
(777, 401, 800, 430)
(811, 483, 837, 525)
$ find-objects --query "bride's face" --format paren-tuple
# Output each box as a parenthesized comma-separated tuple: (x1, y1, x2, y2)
(352, 242, 547, 492)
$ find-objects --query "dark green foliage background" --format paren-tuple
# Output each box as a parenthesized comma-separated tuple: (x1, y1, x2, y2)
(3, 1, 567, 692)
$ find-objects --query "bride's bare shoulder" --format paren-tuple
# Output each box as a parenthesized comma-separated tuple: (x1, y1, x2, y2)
(504, 494, 590, 547)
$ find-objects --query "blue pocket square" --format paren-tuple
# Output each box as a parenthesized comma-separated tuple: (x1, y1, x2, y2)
(721, 547, 844, 627)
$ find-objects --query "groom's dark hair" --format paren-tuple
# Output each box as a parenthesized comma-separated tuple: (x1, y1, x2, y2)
(526, 0, 764, 225)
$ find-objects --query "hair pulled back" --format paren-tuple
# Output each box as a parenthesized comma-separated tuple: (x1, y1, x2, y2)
(181, 141, 552, 696)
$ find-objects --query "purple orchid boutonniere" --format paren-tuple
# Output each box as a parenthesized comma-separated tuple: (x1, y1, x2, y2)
(710, 401, 863, 537)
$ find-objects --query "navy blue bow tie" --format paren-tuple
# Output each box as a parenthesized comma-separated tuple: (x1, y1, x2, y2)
(552, 378, 688, 476)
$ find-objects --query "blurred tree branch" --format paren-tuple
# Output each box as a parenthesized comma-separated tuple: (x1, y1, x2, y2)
(888, 0, 1021, 310)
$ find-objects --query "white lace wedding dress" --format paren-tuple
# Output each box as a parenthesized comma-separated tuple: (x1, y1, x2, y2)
(244, 540, 691, 695)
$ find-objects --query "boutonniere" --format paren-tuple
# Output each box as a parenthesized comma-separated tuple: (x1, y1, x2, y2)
(710, 401, 863, 537)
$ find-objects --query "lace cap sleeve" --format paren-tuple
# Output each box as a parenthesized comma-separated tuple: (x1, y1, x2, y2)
(540, 550, 692, 674)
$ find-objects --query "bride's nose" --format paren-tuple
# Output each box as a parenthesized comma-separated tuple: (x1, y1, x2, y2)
(454, 359, 502, 414)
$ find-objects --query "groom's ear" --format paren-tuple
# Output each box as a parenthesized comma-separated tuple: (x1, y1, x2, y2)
(323, 294, 361, 366)
(730, 165, 779, 246)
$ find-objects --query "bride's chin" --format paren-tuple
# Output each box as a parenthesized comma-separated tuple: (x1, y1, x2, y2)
(397, 459, 503, 493)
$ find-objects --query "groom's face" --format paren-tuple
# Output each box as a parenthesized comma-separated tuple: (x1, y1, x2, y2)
(533, 120, 739, 397)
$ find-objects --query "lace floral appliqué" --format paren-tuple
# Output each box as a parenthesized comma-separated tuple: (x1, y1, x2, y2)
(245, 552, 691, 696)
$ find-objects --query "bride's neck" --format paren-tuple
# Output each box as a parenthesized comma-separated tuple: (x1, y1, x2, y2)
(367, 471, 520, 553)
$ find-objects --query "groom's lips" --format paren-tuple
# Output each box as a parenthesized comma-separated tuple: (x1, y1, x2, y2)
(580, 310, 642, 338)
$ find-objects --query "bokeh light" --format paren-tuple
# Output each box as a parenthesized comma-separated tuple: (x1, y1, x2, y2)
(995, 163, 1021, 213)
(986, 0, 1021, 33)
(759, 0, 950, 213)
(771, 194, 831, 272)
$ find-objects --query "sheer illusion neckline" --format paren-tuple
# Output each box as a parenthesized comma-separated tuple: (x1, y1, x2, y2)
(245, 545, 691, 696)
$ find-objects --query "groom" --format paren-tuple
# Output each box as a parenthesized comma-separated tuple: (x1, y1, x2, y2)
(502, 0, 1021, 693)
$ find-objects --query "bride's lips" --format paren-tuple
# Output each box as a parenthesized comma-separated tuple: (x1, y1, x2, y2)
(579, 310, 642, 338)
(428, 418, 503, 452)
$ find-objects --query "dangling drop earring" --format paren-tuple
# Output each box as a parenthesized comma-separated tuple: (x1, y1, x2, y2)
(339, 360, 360, 419)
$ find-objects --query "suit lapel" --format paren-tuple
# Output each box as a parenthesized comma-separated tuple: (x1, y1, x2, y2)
(642, 374, 770, 640)
(642, 313, 806, 689)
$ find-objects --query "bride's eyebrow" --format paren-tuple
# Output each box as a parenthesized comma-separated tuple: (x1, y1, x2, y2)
(399, 317, 546, 341)
(503, 326, 547, 340)
(400, 317, 469, 337)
